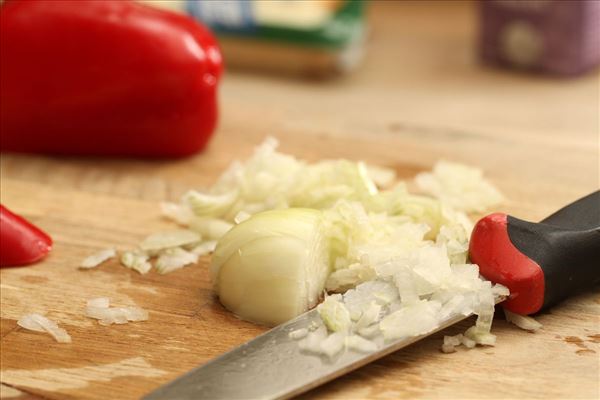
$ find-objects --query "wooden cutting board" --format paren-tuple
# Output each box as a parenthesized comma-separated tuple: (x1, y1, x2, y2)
(1, 3, 599, 399)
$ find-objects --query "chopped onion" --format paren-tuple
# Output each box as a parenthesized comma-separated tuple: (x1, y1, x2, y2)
(120, 251, 152, 274)
(365, 164, 397, 189)
(85, 298, 148, 325)
(289, 328, 308, 340)
(437, 225, 469, 265)
(17, 313, 71, 343)
(464, 326, 497, 346)
(355, 302, 382, 331)
(190, 241, 218, 257)
(85, 298, 113, 320)
(183, 190, 238, 218)
(97, 308, 146, 326)
(440, 332, 479, 353)
(139, 230, 200, 252)
(444, 334, 463, 347)
(380, 300, 441, 340)
(346, 335, 378, 353)
(80, 248, 116, 269)
(155, 247, 198, 274)
(461, 335, 476, 348)
(317, 295, 351, 333)
(441, 344, 457, 353)
(298, 324, 328, 354)
(504, 309, 543, 331)
(438, 294, 467, 320)
(87, 297, 110, 308)
(441, 334, 463, 353)
(169, 138, 389, 224)
(415, 160, 503, 213)
(343, 281, 398, 321)
(189, 217, 233, 240)
(358, 323, 380, 339)
(17, 314, 46, 332)
(160, 202, 195, 225)
(492, 284, 510, 297)
(319, 332, 346, 358)
(325, 264, 376, 293)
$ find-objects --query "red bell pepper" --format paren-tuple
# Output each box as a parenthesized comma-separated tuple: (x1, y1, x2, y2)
(0, 0, 222, 158)
(0, 205, 53, 267)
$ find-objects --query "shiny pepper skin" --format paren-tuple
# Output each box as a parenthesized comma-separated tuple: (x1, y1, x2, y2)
(0, 0, 223, 157)
(0, 205, 53, 267)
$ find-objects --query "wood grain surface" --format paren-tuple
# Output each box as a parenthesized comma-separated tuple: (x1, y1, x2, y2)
(1, 2, 599, 399)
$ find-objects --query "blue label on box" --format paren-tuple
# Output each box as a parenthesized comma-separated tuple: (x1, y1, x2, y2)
(186, 0, 255, 33)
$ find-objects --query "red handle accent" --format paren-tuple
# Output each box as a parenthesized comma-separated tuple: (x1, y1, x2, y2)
(469, 213, 545, 314)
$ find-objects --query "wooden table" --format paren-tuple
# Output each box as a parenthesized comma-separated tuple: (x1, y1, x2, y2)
(1, 2, 599, 399)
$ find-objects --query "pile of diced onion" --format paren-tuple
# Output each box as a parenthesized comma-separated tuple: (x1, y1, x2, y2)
(56, 137, 540, 353)
(155, 138, 523, 356)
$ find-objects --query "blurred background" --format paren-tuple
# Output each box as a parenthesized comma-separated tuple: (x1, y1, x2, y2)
(143, 0, 600, 77)
(1, 0, 599, 218)
(141, 0, 599, 214)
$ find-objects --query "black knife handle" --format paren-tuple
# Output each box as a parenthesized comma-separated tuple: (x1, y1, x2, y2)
(542, 191, 600, 230)
(469, 191, 600, 314)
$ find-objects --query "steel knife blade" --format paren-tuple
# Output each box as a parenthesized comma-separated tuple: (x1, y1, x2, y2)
(143, 296, 505, 400)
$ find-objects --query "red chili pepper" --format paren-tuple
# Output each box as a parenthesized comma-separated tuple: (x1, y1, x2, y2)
(0, 0, 222, 158)
(0, 205, 53, 267)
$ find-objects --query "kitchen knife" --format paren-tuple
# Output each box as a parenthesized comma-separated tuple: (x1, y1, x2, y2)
(144, 191, 599, 400)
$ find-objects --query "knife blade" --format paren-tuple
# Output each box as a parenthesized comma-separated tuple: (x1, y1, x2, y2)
(143, 296, 505, 400)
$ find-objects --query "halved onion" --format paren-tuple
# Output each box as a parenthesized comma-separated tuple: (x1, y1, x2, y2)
(211, 208, 330, 326)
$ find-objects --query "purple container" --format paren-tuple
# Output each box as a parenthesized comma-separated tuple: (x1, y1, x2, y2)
(479, 0, 600, 76)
